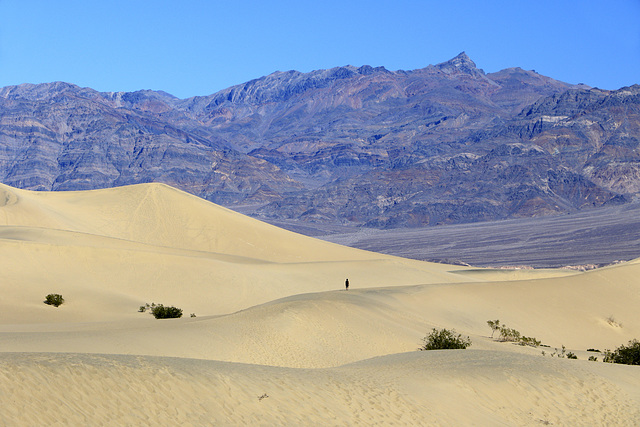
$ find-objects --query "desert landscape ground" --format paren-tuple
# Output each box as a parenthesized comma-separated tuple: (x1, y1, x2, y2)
(0, 182, 639, 425)
(317, 201, 640, 268)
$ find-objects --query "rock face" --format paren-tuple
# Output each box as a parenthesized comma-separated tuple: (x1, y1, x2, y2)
(1, 53, 638, 227)
(0, 83, 301, 204)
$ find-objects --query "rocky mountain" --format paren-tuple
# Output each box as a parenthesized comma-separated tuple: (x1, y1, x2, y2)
(1, 53, 638, 228)
(0, 82, 301, 204)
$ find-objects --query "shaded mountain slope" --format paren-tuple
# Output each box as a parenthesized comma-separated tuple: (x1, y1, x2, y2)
(0, 83, 300, 204)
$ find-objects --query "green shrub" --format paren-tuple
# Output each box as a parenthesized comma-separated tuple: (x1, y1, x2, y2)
(44, 293, 64, 307)
(499, 326, 521, 342)
(487, 319, 501, 338)
(420, 328, 471, 350)
(150, 304, 183, 319)
(551, 345, 567, 358)
(547, 345, 577, 359)
(519, 336, 541, 347)
(488, 320, 541, 347)
(603, 339, 640, 365)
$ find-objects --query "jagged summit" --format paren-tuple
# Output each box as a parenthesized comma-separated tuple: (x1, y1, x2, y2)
(450, 51, 474, 64)
(184, 53, 494, 111)
(434, 51, 485, 77)
(189, 64, 393, 106)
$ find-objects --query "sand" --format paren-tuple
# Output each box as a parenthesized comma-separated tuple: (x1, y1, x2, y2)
(0, 182, 638, 425)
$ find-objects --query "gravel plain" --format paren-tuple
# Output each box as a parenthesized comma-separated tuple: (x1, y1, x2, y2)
(309, 203, 640, 268)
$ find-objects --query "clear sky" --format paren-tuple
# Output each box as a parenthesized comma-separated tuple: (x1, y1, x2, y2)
(1, 0, 638, 99)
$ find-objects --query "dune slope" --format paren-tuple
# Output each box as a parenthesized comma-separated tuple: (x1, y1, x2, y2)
(0, 351, 638, 426)
(1, 259, 638, 368)
(0, 183, 474, 322)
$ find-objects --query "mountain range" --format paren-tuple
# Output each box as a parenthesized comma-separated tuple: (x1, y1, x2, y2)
(1, 52, 638, 228)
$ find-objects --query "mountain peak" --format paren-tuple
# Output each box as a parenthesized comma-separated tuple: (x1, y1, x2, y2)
(435, 52, 485, 77)
(0, 81, 96, 101)
(451, 51, 474, 64)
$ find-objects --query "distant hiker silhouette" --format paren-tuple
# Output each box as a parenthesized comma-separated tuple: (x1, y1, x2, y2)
(345, 278, 349, 290)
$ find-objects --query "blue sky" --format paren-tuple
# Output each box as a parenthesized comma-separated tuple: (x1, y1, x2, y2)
(1, 0, 638, 99)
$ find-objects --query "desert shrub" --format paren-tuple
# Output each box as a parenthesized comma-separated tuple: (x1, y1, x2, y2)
(487, 319, 501, 338)
(499, 326, 521, 342)
(551, 345, 567, 358)
(548, 345, 577, 359)
(489, 320, 541, 347)
(587, 348, 600, 352)
(148, 304, 183, 319)
(588, 356, 598, 362)
(139, 302, 183, 319)
(519, 336, 541, 347)
(44, 293, 64, 307)
(420, 328, 471, 350)
(603, 339, 640, 365)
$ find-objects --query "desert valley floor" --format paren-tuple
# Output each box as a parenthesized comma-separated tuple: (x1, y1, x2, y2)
(0, 183, 638, 425)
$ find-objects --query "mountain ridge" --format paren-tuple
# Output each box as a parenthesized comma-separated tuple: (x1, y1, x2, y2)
(0, 53, 637, 228)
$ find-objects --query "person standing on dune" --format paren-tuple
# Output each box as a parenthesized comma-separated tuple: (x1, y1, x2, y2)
(345, 278, 349, 290)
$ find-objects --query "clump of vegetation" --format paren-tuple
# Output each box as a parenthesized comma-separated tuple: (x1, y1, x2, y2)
(486, 320, 540, 347)
(606, 315, 622, 328)
(550, 345, 566, 358)
(499, 326, 521, 342)
(587, 348, 601, 353)
(545, 345, 577, 359)
(603, 339, 640, 365)
(487, 319, 501, 338)
(588, 356, 598, 362)
(519, 336, 542, 347)
(151, 305, 183, 319)
(44, 293, 64, 307)
(139, 302, 183, 319)
(420, 328, 471, 350)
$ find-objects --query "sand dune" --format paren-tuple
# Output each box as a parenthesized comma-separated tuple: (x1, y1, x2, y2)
(0, 352, 638, 426)
(0, 183, 638, 425)
(0, 183, 480, 324)
(0, 182, 404, 262)
(2, 260, 638, 368)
